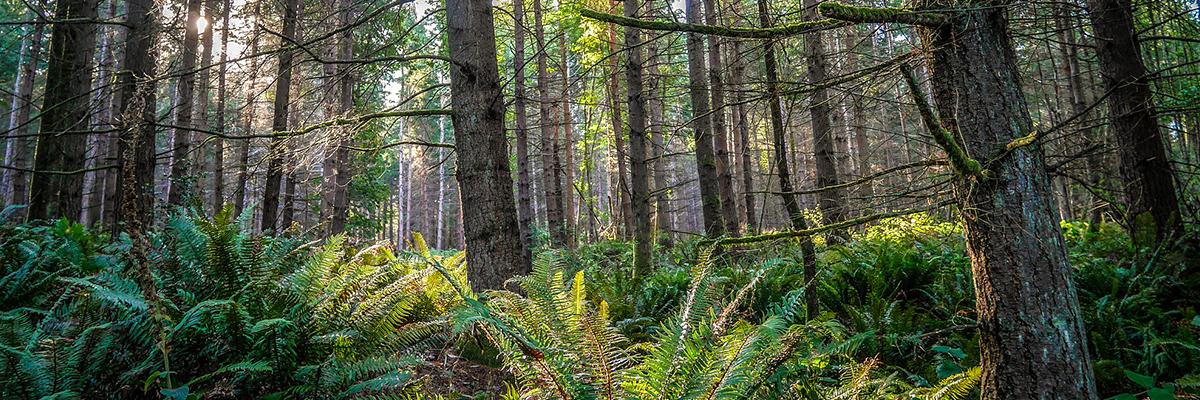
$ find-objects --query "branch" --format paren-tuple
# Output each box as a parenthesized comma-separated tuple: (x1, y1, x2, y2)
(346, 140, 455, 152)
(899, 63, 985, 179)
(768, 159, 948, 195)
(0, 164, 119, 175)
(579, 8, 847, 39)
(699, 200, 955, 247)
(817, 2, 949, 27)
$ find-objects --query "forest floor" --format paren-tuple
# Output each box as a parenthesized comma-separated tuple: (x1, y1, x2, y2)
(414, 349, 512, 399)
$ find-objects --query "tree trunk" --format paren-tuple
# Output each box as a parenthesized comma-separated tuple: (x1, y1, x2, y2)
(86, 0, 119, 226)
(167, 0, 203, 206)
(262, 0, 299, 233)
(535, 0, 565, 246)
(802, 0, 845, 242)
(646, 16, 674, 247)
(212, 0, 229, 213)
(703, 0, 739, 236)
(624, 0, 653, 276)
(195, 0, 216, 207)
(687, 0, 724, 238)
(2, 21, 43, 220)
(115, 0, 158, 232)
(321, 0, 353, 238)
(608, 45, 634, 240)
(27, 0, 97, 222)
(1086, 0, 1182, 242)
(447, 0, 530, 290)
(908, 2, 1099, 398)
(560, 33, 577, 248)
(233, 1, 259, 219)
(513, 0, 534, 257)
(759, 1, 818, 320)
(729, 38, 756, 234)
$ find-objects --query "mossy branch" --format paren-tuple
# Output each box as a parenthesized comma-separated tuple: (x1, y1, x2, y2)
(697, 200, 955, 247)
(899, 64, 984, 179)
(579, 8, 847, 38)
(817, 2, 949, 27)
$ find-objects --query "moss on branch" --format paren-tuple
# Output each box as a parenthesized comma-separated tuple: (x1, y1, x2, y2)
(817, 2, 949, 27)
(697, 200, 955, 247)
(579, 8, 847, 39)
(899, 64, 985, 179)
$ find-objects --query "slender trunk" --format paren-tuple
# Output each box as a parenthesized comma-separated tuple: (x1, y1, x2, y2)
(437, 116, 446, 249)
(86, 1, 118, 226)
(905, 1, 1099, 397)
(3, 21, 44, 219)
(447, 0, 530, 289)
(849, 27, 872, 215)
(1086, 0, 1182, 242)
(513, 0, 534, 257)
(802, 0, 844, 241)
(759, 1, 817, 319)
(103, 9, 125, 227)
(27, 0, 97, 222)
(535, 0, 565, 246)
(212, 0, 229, 213)
(608, 32, 634, 240)
(195, 0, 216, 206)
(624, 0, 652, 276)
(646, 6, 673, 247)
(233, 1, 259, 218)
(560, 33, 577, 248)
(262, 0, 299, 233)
(687, 0, 724, 237)
(168, 0, 203, 206)
(115, 0, 158, 232)
(729, 38, 756, 234)
(702, 0, 739, 236)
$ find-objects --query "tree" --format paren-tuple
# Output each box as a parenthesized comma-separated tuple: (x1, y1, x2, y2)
(1, 19, 43, 220)
(446, 0, 530, 290)
(167, 0, 203, 206)
(321, 0, 354, 238)
(802, 0, 845, 241)
(703, 0, 739, 236)
(535, 0, 566, 246)
(624, 0, 653, 276)
(262, 0, 301, 233)
(513, 0, 534, 259)
(114, 0, 159, 232)
(821, 2, 1099, 398)
(26, 0, 97, 222)
(1086, 0, 1183, 242)
(686, 0, 724, 238)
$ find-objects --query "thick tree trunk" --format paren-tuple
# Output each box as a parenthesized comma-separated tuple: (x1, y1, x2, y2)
(759, 1, 818, 320)
(908, 2, 1099, 398)
(262, 0, 300, 233)
(2, 21, 43, 220)
(195, 0, 216, 205)
(802, 0, 845, 241)
(513, 0, 534, 257)
(687, 0, 724, 238)
(625, 0, 653, 276)
(1086, 0, 1182, 242)
(703, 0, 739, 236)
(447, 0, 530, 290)
(27, 0, 97, 222)
(115, 0, 158, 232)
(535, 0, 566, 246)
(168, 0, 203, 206)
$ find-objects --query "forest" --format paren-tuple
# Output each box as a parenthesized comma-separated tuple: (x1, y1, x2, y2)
(1, 0, 1199, 396)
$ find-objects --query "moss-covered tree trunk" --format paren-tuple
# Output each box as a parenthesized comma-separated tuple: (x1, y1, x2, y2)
(687, 0, 724, 238)
(625, 0, 652, 276)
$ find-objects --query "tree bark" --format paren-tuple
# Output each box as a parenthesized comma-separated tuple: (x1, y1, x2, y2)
(2, 21, 43, 220)
(167, 0, 204, 206)
(625, 0, 653, 276)
(513, 0, 534, 257)
(212, 0, 229, 213)
(321, 0, 353, 238)
(646, 13, 674, 247)
(759, 1, 818, 320)
(729, 38, 756, 234)
(195, 0, 216, 206)
(447, 0, 530, 290)
(262, 0, 300, 233)
(560, 33, 577, 248)
(1086, 0, 1183, 242)
(908, 2, 1099, 398)
(233, 0, 259, 219)
(114, 0, 158, 232)
(703, 0, 739, 236)
(27, 0, 97, 222)
(802, 0, 845, 241)
(687, 0, 724, 238)
(535, 0, 566, 246)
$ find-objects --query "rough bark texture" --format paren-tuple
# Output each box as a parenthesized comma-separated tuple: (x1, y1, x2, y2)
(703, 0, 739, 236)
(27, 0, 97, 222)
(321, 0, 353, 238)
(729, 38, 757, 234)
(212, 0, 229, 214)
(167, 0, 203, 206)
(645, 8, 673, 247)
(233, 0, 260, 219)
(625, 0, 653, 276)
(560, 34, 577, 248)
(1086, 0, 1182, 242)
(2, 21, 43, 220)
(195, 0, 216, 205)
(262, 0, 300, 233)
(687, 0, 724, 238)
(759, 1, 818, 320)
(447, 0, 530, 290)
(115, 0, 158, 232)
(802, 0, 845, 241)
(913, 1, 1099, 398)
(513, 0, 534, 258)
(535, 0, 566, 246)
